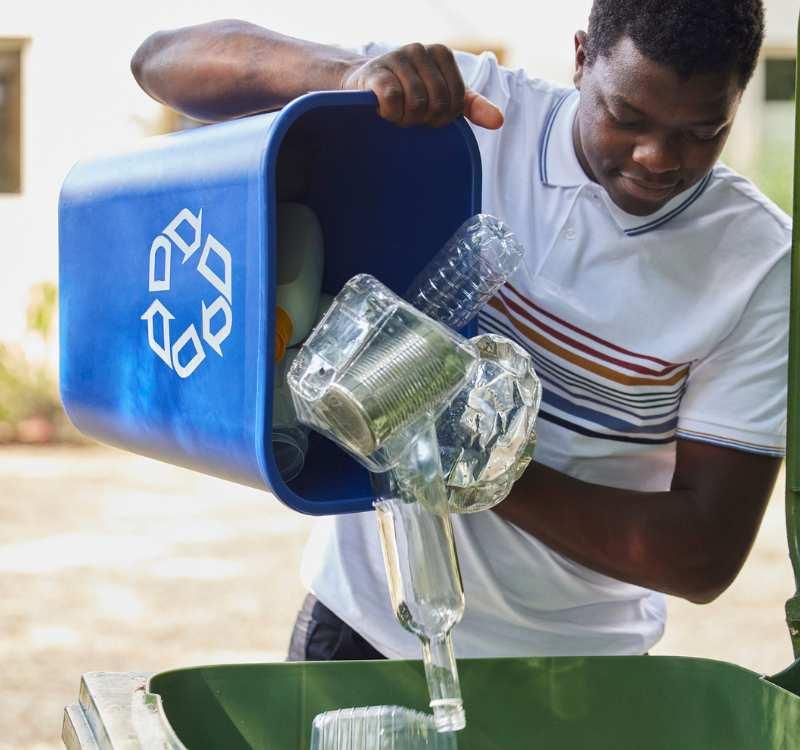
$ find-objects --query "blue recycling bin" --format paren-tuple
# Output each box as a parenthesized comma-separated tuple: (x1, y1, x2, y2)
(58, 91, 482, 515)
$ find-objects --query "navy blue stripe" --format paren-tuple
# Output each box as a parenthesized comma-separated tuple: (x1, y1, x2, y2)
(538, 92, 572, 185)
(540, 410, 677, 445)
(624, 171, 713, 236)
(676, 430, 784, 457)
(478, 312, 688, 403)
(537, 369, 680, 423)
(544, 391, 679, 435)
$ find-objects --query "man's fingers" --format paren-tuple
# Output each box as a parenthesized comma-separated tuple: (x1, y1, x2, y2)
(464, 89, 504, 129)
(427, 44, 466, 125)
(353, 44, 503, 130)
(384, 52, 431, 126)
(370, 66, 406, 124)
(406, 44, 453, 127)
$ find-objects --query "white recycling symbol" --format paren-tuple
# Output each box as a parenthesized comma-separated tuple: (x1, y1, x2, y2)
(141, 208, 233, 378)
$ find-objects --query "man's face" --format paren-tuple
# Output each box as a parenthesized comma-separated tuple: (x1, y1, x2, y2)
(573, 34, 743, 216)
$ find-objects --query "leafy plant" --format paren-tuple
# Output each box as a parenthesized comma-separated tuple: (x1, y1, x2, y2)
(26, 281, 57, 340)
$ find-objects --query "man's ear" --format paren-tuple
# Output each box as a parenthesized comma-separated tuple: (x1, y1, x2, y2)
(574, 30, 588, 89)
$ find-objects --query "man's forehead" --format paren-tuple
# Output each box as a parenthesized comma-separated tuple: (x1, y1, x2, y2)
(589, 37, 741, 121)
(605, 92, 731, 126)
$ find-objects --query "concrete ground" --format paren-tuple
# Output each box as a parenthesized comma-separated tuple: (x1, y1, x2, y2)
(0, 444, 796, 749)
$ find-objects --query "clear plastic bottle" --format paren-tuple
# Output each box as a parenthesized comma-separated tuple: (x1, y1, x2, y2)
(405, 214, 524, 332)
(311, 705, 458, 750)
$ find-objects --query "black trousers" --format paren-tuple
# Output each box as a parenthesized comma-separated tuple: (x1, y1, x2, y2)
(287, 593, 387, 661)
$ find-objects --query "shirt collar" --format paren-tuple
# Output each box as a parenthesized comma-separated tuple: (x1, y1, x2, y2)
(538, 88, 714, 237)
(538, 90, 587, 188)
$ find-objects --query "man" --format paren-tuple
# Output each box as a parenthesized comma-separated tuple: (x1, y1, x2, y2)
(132, 0, 789, 660)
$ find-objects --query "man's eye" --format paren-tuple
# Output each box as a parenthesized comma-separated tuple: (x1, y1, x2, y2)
(689, 130, 722, 142)
(608, 112, 640, 129)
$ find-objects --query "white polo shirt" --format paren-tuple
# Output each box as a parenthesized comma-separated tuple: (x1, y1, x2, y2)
(300, 47, 791, 657)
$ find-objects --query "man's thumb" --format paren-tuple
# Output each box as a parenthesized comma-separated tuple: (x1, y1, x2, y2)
(464, 90, 504, 129)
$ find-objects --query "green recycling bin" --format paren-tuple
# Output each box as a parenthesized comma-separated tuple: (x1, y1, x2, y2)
(132, 656, 800, 749)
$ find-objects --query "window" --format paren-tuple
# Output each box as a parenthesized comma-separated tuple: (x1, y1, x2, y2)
(765, 57, 795, 102)
(0, 40, 22, 194)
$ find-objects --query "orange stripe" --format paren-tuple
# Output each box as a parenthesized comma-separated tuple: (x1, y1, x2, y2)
(487, 297, 690, 387)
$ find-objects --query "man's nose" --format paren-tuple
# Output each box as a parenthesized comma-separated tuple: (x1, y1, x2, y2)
(631, 134, 681, 175)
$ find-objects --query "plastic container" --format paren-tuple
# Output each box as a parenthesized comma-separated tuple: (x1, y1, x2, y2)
(271, 349, 308, 482)
(405, 214, 524, 332)
(311, 706, 457, 749)
(287, 274, 476, 473)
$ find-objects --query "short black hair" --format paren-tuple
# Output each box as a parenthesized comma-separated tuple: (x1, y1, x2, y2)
(585, 0, 765, 88)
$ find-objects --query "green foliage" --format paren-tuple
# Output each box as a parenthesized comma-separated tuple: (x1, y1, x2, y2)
(26, 281, 57, 339)
(0, 281, 75, 442)
(752, 102, 795, 216)
(0, 343, 58, 424)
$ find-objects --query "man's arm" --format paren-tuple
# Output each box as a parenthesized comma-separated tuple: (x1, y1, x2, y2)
(494, 438, 781, 603)
(131, 19, 503, 128)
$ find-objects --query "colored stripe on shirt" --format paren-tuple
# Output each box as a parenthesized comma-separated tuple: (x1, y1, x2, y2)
(478, 286, 692, 444)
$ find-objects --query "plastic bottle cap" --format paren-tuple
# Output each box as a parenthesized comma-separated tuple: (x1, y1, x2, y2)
(275, 306, 294, 362)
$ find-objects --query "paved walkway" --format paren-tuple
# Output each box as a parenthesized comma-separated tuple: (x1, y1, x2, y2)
(0, 445, 795, 748)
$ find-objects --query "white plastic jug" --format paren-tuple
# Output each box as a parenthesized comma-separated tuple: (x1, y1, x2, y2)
(275, 202, 325, 358)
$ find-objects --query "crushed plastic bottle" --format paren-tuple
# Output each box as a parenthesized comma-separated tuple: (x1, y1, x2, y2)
(437, 333, 542, 513)
(311, 706, 458, 750)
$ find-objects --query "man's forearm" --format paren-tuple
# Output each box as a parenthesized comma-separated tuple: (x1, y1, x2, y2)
(131, 20, 363, 122)
(493, 458, 752, 604)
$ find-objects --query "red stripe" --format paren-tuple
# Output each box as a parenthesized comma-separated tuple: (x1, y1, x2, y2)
(505, 282, 684, 371)
(497, 288, 687, 378)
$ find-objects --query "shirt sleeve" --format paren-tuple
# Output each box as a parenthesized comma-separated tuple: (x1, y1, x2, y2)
(676, 252, 790, 456)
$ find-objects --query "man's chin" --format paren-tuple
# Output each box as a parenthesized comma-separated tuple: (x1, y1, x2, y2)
(606, 181, 675, 217)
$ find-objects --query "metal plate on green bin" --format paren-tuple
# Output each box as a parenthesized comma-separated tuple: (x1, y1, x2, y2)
(147, 656, 800, 749)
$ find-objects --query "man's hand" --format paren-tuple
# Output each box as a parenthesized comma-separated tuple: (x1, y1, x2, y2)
(340, 43, 504, 130)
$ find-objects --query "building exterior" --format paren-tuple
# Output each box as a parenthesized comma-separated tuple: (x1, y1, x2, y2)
(0, 0, 795, 347)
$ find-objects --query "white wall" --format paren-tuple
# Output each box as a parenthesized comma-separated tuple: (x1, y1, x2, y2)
(0, 0, 590, 345)
(0, 0, 794, 344)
